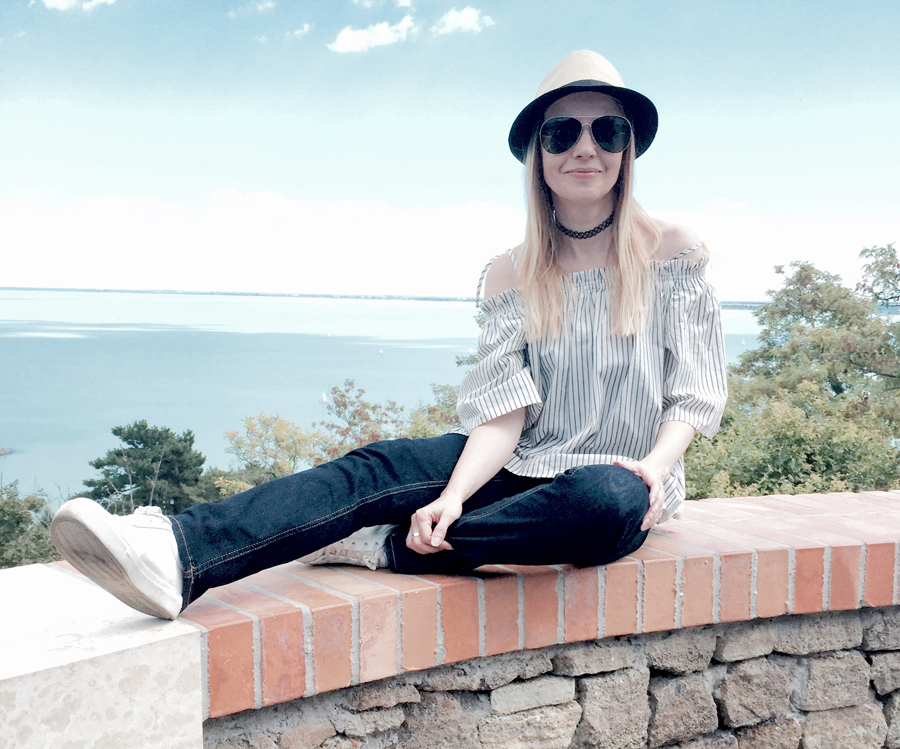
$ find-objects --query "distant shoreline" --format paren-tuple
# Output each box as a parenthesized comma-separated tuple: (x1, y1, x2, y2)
(0, 287, 765, 310)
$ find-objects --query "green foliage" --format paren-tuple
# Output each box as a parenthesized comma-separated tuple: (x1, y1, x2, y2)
(0, 482, 59, 568)
(858, 242, 900, 309)
(225, 413, 329, 481)
(405, 384, 462, 438)
(686, 246, 900, 499)
(82, 420, 206, 514)
(315, 379, 408, 463)
(222, 380, 463, 486)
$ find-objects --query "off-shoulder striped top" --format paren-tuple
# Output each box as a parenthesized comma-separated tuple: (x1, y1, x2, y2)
(454, 245, 728, 523)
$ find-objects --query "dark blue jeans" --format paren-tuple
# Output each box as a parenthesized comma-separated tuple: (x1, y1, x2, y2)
(170, 434, 650, 609)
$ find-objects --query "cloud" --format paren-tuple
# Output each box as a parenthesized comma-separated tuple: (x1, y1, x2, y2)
(286, 23, 311, 40)
(353, 0, 378, 7)
(395, 0, 413, 6)
(228, 1, 275, 18)
(254, 34, 268, 43)
(35, 0, 116, 10)
(327, 14, 415, 53)
(431, 7, 494, 35)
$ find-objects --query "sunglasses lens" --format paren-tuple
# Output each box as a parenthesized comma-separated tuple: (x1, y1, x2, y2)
(540, 117, 583, 154)
(591, 116, 631, 153)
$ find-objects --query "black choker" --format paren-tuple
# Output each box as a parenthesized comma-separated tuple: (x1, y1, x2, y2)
(553, 209, 615, 239)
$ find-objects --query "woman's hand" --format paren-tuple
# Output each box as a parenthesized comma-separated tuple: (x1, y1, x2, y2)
(615, 421, 696, 531)
(406, 493, 463, 555)
(613, 457, 668, 531)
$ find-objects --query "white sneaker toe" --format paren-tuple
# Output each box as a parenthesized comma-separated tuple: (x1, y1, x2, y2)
(51, 497, 184, 620)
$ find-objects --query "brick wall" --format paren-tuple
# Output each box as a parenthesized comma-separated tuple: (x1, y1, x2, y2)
(203, 607, 900, 749)
(6, 490, 898, 748)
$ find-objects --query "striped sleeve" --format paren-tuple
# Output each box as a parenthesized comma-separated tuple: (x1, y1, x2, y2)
(456, 291, 543, 431)
(661, 264, 728, 439)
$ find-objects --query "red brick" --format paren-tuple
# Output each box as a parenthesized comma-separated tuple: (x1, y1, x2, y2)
(501, 565, 559, 649)
(603, 557, 639, 636)
(654, 525, 752, 622)
(628, 547, 677, 633)
(336, 568, 439, 671)
(806, 520, 896, 608)
(559, 565, 600, 643)
(642, 534, 715, 626)
(288, 565, 399, 684)
(212, 583, 307, 707)
(719, 520, 826, 615)
(418, 574, 480, 664)
(243, 568, 353, 694)
(477, 567, 520, 656)
(681, 523, 790, 619)
(771, 523, 862, 611)
(181, 596, 255, 718)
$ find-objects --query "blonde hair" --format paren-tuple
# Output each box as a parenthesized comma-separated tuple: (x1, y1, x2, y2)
(519, 134, 660, 340)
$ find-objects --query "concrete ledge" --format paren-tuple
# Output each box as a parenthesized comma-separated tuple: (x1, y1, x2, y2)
(0, 563, 203, 748)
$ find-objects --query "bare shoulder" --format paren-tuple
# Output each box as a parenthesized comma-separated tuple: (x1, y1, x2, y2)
(651, 219, 705, 261)
(483, 245, 521, 300)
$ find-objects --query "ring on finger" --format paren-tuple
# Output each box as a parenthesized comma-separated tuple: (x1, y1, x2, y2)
(412, 532, 420, 538)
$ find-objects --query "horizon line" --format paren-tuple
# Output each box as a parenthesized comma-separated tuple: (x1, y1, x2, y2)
(0, 286, 766, 309)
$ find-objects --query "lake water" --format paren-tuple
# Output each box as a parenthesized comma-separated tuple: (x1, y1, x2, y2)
(0, 289, 760, 505)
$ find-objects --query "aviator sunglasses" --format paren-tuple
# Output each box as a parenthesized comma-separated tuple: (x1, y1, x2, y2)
(539, 115, 632, 155)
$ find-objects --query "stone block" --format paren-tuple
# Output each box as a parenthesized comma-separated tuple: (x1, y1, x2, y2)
(862, 607, 900, 652)
(280, 718, 337, 749)
(396, 691, 488, 749)
(341, 683, 421, 712)
(670, 733, 739, 749)
(870, 651, 900, 695)
(797, 652, 870, 711)
(571, 667, 650, 749)
(645, 626, 718, 674)
(552, 639, 637, 676)
(773, 612, 862, 656)
(490, 675, 574, 715)
(886, 692, 900, 749)
(320, 739, 359, 749)
(417, 651, 552, 692)
(331, 706, 405, 737)
(648, 672, 719, 748)
(715, 621, 776, 663)
(248, 734, 277, 749)
(800, 703, 888, 749)
(716, 657, 791, 728)
(736, 716, 802, 749)
(477, 700, 582, 749)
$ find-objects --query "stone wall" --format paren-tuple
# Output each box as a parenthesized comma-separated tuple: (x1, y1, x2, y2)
(204, 606, 900, 749)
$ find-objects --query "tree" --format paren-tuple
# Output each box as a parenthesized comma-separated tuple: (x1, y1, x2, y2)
(82, 420, 206, 514)
(0, 482, 59, 568)
(224, 413, 329, 481)
(685, 248, 900, 499)
(858, 242, 900, 309)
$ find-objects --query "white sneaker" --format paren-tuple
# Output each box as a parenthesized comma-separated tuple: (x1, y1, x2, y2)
(51, 497, 184, 620)
(299, 524, 395, 571)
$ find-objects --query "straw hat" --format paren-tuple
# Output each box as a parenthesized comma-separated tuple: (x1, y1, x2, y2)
(508, 50, 658, 162)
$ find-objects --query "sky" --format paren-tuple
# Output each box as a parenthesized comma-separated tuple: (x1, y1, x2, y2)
(1, 0, 898, 301)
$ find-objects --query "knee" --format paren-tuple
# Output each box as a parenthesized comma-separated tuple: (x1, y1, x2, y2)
(560, 465, 649, 525)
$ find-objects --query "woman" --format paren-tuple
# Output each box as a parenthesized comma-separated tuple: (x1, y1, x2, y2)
(51, 50, 727, 621)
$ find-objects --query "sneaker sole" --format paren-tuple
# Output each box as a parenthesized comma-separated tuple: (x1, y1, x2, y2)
(51, 498, 181, 620)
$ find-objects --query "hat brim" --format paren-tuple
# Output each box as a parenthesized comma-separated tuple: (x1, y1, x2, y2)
(508, 79, 658, 163)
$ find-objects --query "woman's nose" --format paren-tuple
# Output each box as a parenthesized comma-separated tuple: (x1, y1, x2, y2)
(571, 124, 598, 156)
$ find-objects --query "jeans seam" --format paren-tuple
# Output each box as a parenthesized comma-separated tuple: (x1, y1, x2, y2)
(193, 479, 448, 575)
(169, 515, 195, 609)
(452, 482, 550, 528)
